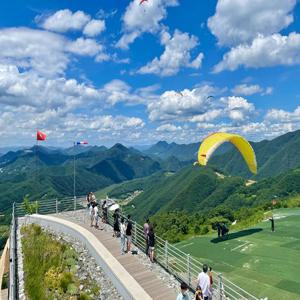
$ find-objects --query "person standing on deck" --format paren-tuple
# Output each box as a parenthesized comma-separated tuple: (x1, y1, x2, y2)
(147, 226, 155, 263)
(143, 218, 150, 255)
(126, 215, 133, 252)
(197, 264, 211, 300)
(120, 217, 126, 255)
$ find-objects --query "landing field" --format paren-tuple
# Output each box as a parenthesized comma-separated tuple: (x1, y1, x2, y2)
(176, 208, 300, 300)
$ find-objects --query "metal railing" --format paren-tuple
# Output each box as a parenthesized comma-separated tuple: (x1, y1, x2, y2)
(105, 209, 259, 300)
(13, 197, 259, 300)
(9, 203, 17, 300)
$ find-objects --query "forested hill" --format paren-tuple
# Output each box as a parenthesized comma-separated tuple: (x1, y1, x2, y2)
(143, 129, 300, 179)
(0, 144, 182, 212)
(125, 165, 300, 223)
(211, 129, 300, 178)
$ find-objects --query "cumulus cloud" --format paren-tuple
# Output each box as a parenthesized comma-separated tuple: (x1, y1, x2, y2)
(208, 0, 296, 46)
(39, 9, 91, 33)
(0, 64, 100, 110)
(116, 0, 178, 49)
(213, 33, 300, 73)
(232, 84, 262, 96)
(101, 79, 146, 105)
(0, 27, 106, 77)
(147, 85, 217, 121)
(83, 19, 106, 37)
(67, 38, 103, 56)
(156, 123, 182, 132)
(265, 107, 300, 123)
(138, 30, 204, 76)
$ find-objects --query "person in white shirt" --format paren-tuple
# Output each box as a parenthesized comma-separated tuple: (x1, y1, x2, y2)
(89, 203, 94, 227)
(120, 217, 126, 255)
(93, 204, 99, 228)
(197, 264, 211, 300)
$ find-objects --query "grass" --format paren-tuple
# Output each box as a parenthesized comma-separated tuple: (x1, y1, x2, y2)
(21, 224, 99, 300)
(176, 208, 300, 300)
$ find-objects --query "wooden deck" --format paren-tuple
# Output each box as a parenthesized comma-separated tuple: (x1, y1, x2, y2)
(57, 212, 179, 300)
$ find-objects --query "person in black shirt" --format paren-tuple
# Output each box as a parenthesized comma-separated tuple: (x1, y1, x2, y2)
(269, 216, 275, 232)
(148, 226, 155, 263)
(113, 209, 120, 237)
(101, 200, 108, 223)
(126, 215, 133, 252)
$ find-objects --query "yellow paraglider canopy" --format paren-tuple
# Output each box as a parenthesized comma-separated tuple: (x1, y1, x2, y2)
(197, 132, 257, 174)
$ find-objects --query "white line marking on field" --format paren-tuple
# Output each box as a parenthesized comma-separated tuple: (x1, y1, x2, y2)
(231, 241, 250, 251)
(180, 242, 194, 248)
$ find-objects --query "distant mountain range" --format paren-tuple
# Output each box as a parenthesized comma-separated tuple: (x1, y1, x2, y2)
(145, 129, 300, 178)
(0, 143, 182, 211)
(1, 129, 300, 213)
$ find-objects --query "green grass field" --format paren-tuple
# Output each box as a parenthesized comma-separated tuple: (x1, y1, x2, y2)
(176, 208, 300, 300)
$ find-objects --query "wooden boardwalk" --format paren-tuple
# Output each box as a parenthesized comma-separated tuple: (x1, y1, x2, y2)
(57, 211, 179, 300)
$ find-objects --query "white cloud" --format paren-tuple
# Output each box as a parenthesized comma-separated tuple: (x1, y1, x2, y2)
(0, 27, 107, 77)
(265, 107, 300, 123)
(225, 96, 255, 121)
(213, 33, 300, 73)
(147, 85, 217, 121)
(156, 124, 182, 132)
(67, 38, 103, 56)
(83, 19, 106, 37)
(232, 84, 273, 96)
(138, 30, 204, 76)
(208, 0, 296, 46)
(116, 0, 178, 49)
(0, 64, 100, 110)
(232, 84, 262, 96)
(40, 9, 91, 33)
(190, 110, 223, 122)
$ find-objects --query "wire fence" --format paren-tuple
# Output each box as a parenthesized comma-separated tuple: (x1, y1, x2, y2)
(13, 197, 259, 300)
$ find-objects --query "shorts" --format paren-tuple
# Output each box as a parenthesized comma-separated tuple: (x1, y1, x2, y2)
(149, 246, 155, 251)
(126, 235, 132, 243)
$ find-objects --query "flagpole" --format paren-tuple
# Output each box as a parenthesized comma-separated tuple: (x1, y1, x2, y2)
(35, 131, 38, 184)
(73, 142, 76, 200)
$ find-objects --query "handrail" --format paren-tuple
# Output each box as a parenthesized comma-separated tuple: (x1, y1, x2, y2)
(13, 197, 259, 300)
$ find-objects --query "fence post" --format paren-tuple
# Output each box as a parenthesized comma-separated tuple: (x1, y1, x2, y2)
(165, 240, 168, 270)
(187, 254, 191, 286)
(55, 198, 58, 214)
(35, 200, 38, 214)
(134, 221, 137, 244)
(218, 273, 223, 300)
(73, 197, 76, 211)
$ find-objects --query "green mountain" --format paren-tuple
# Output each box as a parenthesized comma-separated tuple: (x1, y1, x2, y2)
(124, 165, 300, 223)
(145, 141, 200, 161)
(144, 129, 300, 179)
(210, 129, 300, 178)
(0, 144, 174, 212)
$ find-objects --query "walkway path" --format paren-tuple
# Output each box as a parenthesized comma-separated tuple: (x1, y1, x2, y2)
(56, 210, 179, 300)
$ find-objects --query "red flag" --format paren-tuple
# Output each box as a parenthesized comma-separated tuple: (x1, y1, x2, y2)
(37, 130, 46, 141)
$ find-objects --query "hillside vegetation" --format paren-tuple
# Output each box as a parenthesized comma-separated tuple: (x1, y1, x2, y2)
(0, 144, 182, 212)
(145, 129, 300, 179)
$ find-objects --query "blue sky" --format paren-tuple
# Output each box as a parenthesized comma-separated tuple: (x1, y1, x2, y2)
(0, 0, 300, 147)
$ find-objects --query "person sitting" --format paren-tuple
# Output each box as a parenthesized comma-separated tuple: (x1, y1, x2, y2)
(176, 282, 191, 300)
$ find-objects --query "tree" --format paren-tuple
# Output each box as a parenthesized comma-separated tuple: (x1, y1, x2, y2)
(22, 196, 39, 215)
